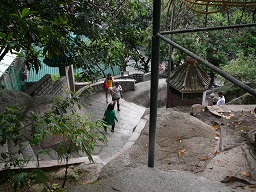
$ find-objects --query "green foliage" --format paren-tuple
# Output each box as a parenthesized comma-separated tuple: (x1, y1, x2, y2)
(13, 169, 50, 192)
(0, 92, 107, 190)
(36, 94, 107, 188)
(220, 53, 256, 84)
(50, 183, 61, 191)
(13, 172, 27, 192)
(160, 0, 256, 74)
(1, 0, 153, 78)
(51, 74, 60, 83)
(0, 106, 25, 145)
(216, 53, 256, 101)
(71, 171, 79, 181)
(44, 95, 107, 163)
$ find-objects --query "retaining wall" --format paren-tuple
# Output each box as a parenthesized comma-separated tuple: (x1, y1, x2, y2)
(26, 74, 68, 97)
(76, 79, 136, 96)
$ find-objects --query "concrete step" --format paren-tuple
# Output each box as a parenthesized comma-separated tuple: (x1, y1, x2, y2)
(0, 91, 147, 170)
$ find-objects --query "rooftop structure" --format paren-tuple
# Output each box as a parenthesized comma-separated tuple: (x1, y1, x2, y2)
(167, 57, 210, 107)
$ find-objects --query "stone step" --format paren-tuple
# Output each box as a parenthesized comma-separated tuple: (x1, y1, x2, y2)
(47, 148, 58, 160)
(8, 140, 24, 161)
(31, 145, 53, 161)
(0, 143, 9, 163)
(78, 149, 87, 157)
(20, 141, 37, 161)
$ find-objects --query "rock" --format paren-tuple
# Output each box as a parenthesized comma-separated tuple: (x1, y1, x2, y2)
(53, 167, 77, 180)
(0, 90, 32, 113)
(75, 163, 104, 183)
(99, 107, 217, 178)
(248, 128, 256, 151)
(190, 104, 205, 117)
(123, 79, 167, 108)
(29, 183, 45, 192)
(228, 93, 256, 104)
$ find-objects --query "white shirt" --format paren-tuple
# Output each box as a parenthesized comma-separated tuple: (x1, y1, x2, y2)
(217, 96, 225, 105)
(112, 85, 122, 99)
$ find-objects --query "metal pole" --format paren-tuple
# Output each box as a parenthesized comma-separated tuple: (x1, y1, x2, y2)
(166, 0, 175, 108)
(160, 23, 256, 35)
(157, 33, 256, 96)
(148, 0, 161, 168)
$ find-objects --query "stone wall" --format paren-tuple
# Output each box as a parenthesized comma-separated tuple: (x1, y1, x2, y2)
(142, 72, 167, 82)
(51, 76, 69, 97)
(26, 74, 68, 97)
(128, 72, 144, 83)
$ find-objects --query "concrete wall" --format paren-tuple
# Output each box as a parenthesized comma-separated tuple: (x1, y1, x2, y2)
(25, 73, 136, 98)
(76, 79, 136, 96)
(128, 72, 144, 83)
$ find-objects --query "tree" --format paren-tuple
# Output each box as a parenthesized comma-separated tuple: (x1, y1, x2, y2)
(159, 0, 256, 77)
(220, 53, 256, 85)
(0, 1, 75, 72)
(1, 0, 153, 80)
(73, 0, 153, 75)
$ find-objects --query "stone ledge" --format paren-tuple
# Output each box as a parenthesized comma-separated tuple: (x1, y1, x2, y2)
(0, 155, 102, 171)
(76, 79, 136, 97)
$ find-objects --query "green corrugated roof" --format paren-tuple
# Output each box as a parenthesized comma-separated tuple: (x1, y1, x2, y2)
(25, 62, 59, 83)
(26, 62, 121, 83)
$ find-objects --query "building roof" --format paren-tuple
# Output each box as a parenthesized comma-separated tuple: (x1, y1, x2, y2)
(26, 62, 122, 83)
(169, 59, 210, 93)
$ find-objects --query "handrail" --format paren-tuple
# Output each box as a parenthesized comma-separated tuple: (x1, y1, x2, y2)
(157, 33, 256, 97)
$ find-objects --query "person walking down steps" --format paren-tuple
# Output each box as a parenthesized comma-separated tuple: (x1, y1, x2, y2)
(112, 82, 122, 111)
(103, 103, 118, 132)
(104, 73, 114, 103)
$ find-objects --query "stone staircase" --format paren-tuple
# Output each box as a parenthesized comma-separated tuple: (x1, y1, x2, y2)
(0, 92, 146, 170)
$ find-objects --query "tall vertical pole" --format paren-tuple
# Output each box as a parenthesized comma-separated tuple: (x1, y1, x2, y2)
(166, 0, 176, 108)
(148, 0, 161, 168)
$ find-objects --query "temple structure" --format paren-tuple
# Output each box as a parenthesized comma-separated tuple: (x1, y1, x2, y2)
(167, 57, 210, 107)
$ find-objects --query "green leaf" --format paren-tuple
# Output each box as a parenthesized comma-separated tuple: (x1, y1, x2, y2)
(21, 8, 31, 18)
(28, 169, 48, 183)
(14, 172, 28, 192)
(9, 13, 20, 18)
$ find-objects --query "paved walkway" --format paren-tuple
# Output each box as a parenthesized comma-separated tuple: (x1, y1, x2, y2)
(0, 91, 146, 170)
(80, 92, 146, 165)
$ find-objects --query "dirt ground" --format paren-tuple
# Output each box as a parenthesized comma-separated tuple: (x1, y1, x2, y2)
(195, 107, 256, 148)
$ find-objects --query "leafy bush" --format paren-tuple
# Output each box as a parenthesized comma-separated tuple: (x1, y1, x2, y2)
(218, 53, 256, 101)
(0, 92, 107, 191)
(220, 53, 256, 85)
